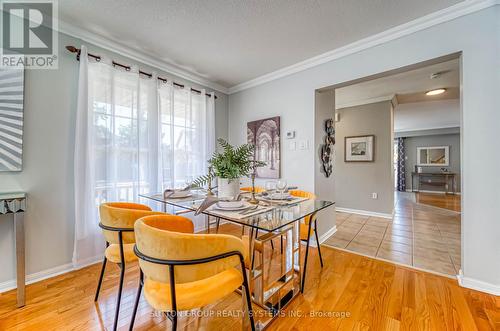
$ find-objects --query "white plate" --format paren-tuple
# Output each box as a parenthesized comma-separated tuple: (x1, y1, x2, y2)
(214, 201, 250, 211)
(217, 201, 245, 209)
(268, 193, 292, 200)
(167, 191, 192, 199)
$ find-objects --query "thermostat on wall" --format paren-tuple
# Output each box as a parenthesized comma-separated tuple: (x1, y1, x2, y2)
(286, 131, 295, 139)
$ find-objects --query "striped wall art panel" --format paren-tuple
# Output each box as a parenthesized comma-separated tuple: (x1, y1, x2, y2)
(0, 67, 24, 171)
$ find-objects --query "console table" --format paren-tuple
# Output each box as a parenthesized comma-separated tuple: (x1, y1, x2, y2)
(0, 192, 27, 307)
(411, 172, 457, 194)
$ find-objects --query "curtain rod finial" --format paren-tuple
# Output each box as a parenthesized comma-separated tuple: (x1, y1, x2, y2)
(66, 45, 78, 53)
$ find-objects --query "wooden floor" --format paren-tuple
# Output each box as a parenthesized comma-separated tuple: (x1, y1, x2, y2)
(0, 225, 498, 331)
(415, 192, 461, 212)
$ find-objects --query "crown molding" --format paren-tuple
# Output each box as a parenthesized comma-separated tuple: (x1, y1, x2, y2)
(394, 124, 461, 133)
(58, 20, 229, 94)
(336, 95, 395, 110)
(228, 0, 499, 94)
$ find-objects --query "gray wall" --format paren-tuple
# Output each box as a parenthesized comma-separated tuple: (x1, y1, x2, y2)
(335, 101, 394, 215)
(0, 31, 229, 286)
(228, 7, 500, 289)
(403, 133, 461, 192)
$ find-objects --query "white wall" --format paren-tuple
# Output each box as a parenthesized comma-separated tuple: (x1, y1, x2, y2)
(395, 99, 460, 132)
(0, 32, 229, 288)
(229, 7, 500, 293)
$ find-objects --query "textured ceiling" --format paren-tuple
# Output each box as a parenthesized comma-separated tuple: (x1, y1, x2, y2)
(59, 0, 463, 88)
(335, 59, 460, 108)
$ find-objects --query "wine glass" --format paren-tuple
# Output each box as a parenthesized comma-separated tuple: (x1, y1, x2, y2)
(276, 179, 287, 198)
(265, 181, 276, 193)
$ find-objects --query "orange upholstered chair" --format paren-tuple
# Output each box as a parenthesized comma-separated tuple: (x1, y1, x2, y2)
(130, 215, 255, 330)
(240, 186, 265, 193)
(96, 202, 165, 331)
(288, 190, 323, 292)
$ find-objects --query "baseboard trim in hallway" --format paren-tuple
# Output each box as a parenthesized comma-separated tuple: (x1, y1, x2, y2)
(308, 225, 337, 248)
(336, 207, 393, 219)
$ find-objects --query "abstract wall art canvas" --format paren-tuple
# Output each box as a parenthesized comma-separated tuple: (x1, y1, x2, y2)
(0, 66, 24, 171)
(345, 135, 374, 162)
(247, 116, 280, 178)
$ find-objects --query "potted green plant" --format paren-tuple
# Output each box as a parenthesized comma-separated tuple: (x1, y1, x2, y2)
(192, 138, 265, 198)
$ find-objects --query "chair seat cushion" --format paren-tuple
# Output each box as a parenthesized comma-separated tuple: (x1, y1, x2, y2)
(300, 222, 312, 241)
(105, 243, 137, 263)
(143, 268, 243, 311)
(242, 235, 266, 268)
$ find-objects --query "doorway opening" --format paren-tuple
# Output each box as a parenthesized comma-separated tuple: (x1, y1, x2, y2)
(318, 54, 462, 277)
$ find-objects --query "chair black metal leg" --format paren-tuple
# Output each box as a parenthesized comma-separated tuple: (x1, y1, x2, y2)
(168, 265, 178, 331)
(301, 221, 313, 293)
(314, 220, 324, 268)
(240, 258, 256, 331)
(94, 257, 108, 301)
(270, 238, 274, 250)
(113, 233, 125, 331)
(215, 217, 220, 233)
(171, 313, 178, 330)
(129, 269, 143, 331)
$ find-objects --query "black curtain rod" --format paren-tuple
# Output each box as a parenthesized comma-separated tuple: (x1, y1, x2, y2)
(65, 46, 217, 99)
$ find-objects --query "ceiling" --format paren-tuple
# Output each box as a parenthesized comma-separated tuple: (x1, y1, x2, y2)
(335, 58, 460, 108)
(59, 0, 463, 89)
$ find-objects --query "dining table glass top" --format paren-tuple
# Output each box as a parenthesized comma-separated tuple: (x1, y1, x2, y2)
(140, 190, 335, 232)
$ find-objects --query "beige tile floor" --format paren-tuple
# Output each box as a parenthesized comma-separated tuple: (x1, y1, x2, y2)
(323, 192, 461, 276)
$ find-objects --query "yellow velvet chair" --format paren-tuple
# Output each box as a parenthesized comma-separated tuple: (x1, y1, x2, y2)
(96, 202, 165, 331)
(240, 186, 265, 193)
(130, 215, 255, 331)
(288, 190, 324, 292)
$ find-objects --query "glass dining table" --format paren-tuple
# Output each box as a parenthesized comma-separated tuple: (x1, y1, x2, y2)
(140, 190, 335, 330)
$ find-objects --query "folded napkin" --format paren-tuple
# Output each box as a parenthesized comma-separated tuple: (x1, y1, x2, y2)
(205, 205, 275, 220)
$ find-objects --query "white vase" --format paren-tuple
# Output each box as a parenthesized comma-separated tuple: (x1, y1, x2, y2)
(217, 178, 240, 199)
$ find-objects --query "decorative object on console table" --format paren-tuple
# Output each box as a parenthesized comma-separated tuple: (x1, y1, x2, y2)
(0, 192, 27, 307)
(345, 135, 375, 162)
(191, 139, 265, 199)
(321, 118, 335, 177)
(247, 116, 280, 178)
(0, 66, 24, 172)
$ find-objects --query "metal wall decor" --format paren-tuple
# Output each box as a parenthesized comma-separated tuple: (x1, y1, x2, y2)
(321, 119, 335, 177)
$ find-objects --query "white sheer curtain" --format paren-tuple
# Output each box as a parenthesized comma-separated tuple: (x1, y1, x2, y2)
(72, 46, 215, 267)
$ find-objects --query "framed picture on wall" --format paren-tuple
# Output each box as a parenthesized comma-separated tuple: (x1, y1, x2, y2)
(247, 116, 281, 178)
(344, 135, 375, 162)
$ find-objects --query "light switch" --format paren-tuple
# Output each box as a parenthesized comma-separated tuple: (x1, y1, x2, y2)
(289, 141, 296, 151)
(298, 140, 306, 150)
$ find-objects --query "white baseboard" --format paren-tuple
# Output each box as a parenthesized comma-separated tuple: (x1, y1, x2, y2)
(457, 269, 500, 296)
(336, 207, 393, 219)
(0, 256, 103, 294)
(405, 189, 461, 195)
(308, 225, 337, 248)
